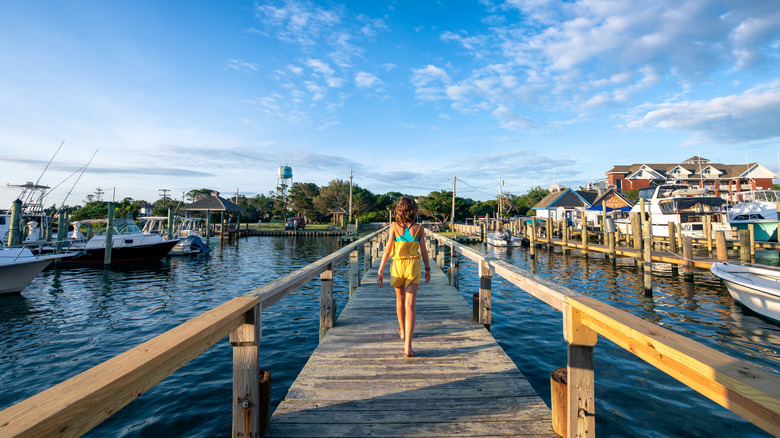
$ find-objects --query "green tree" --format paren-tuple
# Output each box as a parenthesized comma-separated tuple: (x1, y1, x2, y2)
(186, 188, 215, 202)
(70, 201, 110, 221)
(288, 182, 321, 220)
(314, 179, 350, 216)
(419, 190, 454, 222)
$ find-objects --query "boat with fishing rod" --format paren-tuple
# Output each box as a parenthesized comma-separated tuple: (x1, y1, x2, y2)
(139, 216, 210, 255)
(57, 218, 179, 263)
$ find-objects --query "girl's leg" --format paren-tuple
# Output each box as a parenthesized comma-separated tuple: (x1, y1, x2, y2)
(394, 287, 405, 339)
(403, 283, 419, 356)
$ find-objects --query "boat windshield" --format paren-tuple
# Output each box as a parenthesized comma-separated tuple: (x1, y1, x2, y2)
(737, 190, 780, 203)
(94, 219, 142, 235)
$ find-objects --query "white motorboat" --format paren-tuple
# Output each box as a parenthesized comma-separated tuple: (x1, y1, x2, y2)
(710, 262, 780, 321)
(486, 230, 523, 247)
(1, 182, 54, 246)
(140, 216, 210, 255)
(61, 218, 179, 263)
(727, 190, 780, 242)
(614, 184, 732, 239)
(0, 247, 72, 294)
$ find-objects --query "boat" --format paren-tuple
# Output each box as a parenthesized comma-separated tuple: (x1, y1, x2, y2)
(486, 230, 523, 247)
(614, 184, 732, 239)
(0, 247, 72, 294)
(0, 182, 54, 247)
(60, 218, 179, 263)
(710, 262, 780, 321)
(139, 216, 210, 255)
(727, 190, 780, 242)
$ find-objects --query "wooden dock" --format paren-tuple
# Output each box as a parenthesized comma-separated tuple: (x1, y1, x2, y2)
(267, 261, 555, 437)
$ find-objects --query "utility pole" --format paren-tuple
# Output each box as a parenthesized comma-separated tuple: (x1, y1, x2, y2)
(451, 176, 456, 231)
(498, 173, 504, 219)
(95, 187, 104, 202)
(159, 188, 170, 200)
(348, 169, 353, 224)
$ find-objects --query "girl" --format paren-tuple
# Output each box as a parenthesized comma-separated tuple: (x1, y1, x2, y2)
(377, 196, 431, 357)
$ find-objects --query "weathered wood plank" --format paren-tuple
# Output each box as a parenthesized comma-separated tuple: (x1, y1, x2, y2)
(268, 260, 553, 437)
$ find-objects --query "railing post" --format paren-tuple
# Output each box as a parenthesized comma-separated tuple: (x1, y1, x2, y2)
(231, 302, 262, 438)
(450, 251, 459, 289)
(478, 260, 492, 328)
(564, 302, 597, 438)
(437, 240, 445, 269)
(320, 263, 334, 341)
(349, 250, 359, 298)
(364, 242, 371, 273)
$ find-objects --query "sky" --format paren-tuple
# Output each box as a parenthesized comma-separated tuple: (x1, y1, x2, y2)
(1, 0, 779, 208)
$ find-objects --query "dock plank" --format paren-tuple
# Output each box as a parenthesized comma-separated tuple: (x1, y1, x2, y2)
(267, 260, 555, 437)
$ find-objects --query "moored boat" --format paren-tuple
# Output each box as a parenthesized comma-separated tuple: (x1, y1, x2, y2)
(614, 184, 732, 239)
(486, 230, 523, 247)
(727, 189, 780, 242)
(0, 247, 73, 294)
(710, 262, 780, 321)
(61, 218, 179, 263)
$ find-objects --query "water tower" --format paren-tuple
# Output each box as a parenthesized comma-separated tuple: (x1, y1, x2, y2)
(277, 165, 293, 204)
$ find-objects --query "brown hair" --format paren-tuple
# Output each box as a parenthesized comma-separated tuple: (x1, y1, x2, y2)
(394, 196, 418, 225)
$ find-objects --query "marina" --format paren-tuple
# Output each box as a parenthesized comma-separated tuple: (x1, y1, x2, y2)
(0, 230, 779, 437)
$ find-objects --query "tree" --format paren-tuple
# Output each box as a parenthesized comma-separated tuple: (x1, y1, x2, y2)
(70, 201, 109, 221)
(186, 189, 215, 202)
(314, 179, 350, 216)
(418, 190, 453, 223)
(288, 182, 321, 221)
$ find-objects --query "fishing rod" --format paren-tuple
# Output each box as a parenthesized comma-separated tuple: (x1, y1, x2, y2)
(18, 140, 65, 208)
(55, 149, 98, 218)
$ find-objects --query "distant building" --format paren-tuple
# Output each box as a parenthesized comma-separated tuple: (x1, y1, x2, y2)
(605, 156, 777, 193)
(532, 185, 598, 220)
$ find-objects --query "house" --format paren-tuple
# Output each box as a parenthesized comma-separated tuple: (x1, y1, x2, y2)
(532, 186, 599, 221)
(584, 188, 633, 230)
(606, 156, 777, 193)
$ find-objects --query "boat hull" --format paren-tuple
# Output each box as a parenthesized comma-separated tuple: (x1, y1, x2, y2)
(710, 262, 780, 321)
(486, 233, 523, 247)
(0, 258, 54, 294)
(65, 240, 180, 263)
(731, 221, 780, 242)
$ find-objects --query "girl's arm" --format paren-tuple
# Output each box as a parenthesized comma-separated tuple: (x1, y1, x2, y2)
(419, 225, 431, 283)
(377, 226, 395, 288)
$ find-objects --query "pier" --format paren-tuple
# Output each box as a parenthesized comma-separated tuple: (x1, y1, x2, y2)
(268, 255, 553, 436)
(1, 227, 779, 437)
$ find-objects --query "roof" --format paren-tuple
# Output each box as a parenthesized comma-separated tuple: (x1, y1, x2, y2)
(590, 188, 633, 208)
(605, 157, 777, 180)
(532, 188, 594, 210)
(181, 192, 245, 212)
(329, 207, 347, 214)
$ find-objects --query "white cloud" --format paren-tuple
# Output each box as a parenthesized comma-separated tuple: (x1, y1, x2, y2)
(226, 59, 259, 72)
(411, 65, 452, 101)
(491, 105, 535, 130)
(355, 71, 381, 89)
(624, 81, 780, 143)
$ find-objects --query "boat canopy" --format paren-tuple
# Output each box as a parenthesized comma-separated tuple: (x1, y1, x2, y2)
(675, 197, 725, 210)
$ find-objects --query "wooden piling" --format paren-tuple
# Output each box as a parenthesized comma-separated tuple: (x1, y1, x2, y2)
(450, 252, 459, 289)
(104, 202, 114, 266)
(643, 220, 652, 292)
(748, 223, 756, 257)
(668, 221, 677, 254)
(550, 367, 567, 437)
(739, 230, 751, 263)
(364, 242, 371, 273)
(683, 236, 694, 281)
(704, 215, 712, 253)
(581, 211, 588, 254)
(715, 231, 728, 261)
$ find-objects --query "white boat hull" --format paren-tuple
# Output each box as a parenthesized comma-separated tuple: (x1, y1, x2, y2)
(486, 233, 523, 247)
(710, 262, 780, 321)
(0, 248, 73, 294)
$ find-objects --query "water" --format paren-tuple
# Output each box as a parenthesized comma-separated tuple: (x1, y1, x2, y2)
(454, 244, 780, 438)
(1, 237, 779, 437)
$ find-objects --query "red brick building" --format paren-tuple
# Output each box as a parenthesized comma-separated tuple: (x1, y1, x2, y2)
(606, 156, 777, 193)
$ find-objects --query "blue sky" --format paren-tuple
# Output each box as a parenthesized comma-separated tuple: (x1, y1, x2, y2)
(1, 0, 779, 208)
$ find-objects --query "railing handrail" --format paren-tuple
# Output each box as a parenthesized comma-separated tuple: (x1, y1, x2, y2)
(0, 226, 388, 437)
(430, 232, 780, 437)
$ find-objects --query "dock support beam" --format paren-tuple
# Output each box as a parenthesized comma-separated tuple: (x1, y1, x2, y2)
(231, 303, 262, 438)
(564, 303, 597, 438)
(104, 202, 115, 266)
(450, 252, 459, 289)
(320, 263, 334, 341)
(478, 260, 492, 329)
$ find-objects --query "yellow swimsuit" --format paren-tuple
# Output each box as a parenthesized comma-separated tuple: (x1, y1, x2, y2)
(390, 223, 422, 288)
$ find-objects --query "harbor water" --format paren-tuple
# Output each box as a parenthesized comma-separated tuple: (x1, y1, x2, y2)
(1, 236, 778, 437)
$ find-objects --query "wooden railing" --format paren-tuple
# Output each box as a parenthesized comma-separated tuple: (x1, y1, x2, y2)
(427, 232, 780, 438)
(0, 226, 389, 438)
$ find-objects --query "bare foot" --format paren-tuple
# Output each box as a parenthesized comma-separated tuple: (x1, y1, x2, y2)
(403, 348, 415, 357)
(398, 327, 405, 340)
